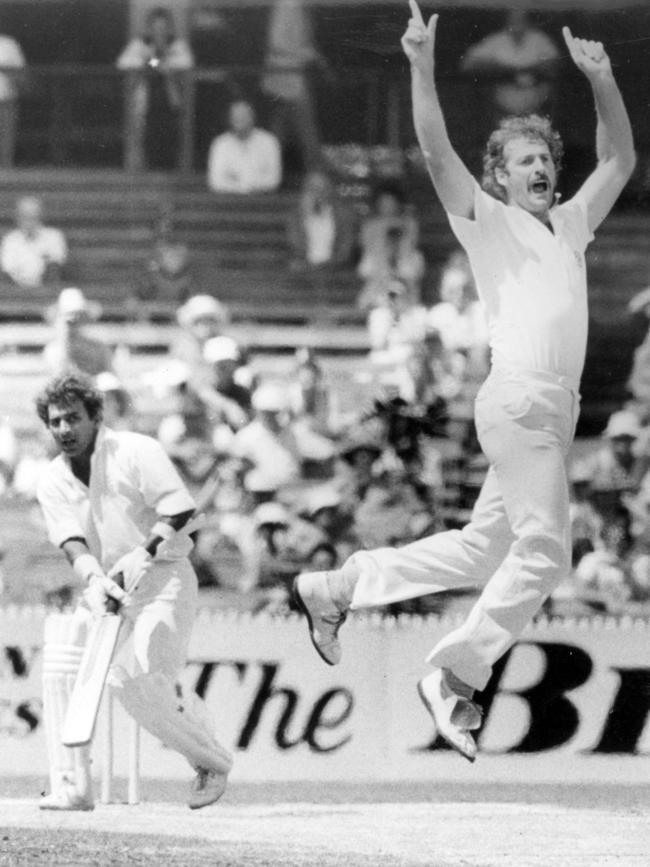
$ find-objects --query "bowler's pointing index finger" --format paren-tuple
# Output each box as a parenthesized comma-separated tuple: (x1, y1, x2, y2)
(409, 0, 425, 27)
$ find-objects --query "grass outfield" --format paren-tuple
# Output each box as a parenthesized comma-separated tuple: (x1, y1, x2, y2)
(1, 780, 649, 867)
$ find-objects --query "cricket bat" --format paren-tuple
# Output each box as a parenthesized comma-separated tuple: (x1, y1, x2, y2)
(61, 464, 223, 748)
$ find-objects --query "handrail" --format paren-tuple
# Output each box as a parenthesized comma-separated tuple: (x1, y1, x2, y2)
(6, 62, 410, 172)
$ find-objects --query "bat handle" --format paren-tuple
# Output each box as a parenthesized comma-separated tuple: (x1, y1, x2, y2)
(106, 571, 125, 614)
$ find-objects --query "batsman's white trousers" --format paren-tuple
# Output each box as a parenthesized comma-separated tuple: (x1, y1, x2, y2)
(346, 366, 580, 690)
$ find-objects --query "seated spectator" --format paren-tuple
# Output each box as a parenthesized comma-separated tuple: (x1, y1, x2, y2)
(199, 335, 252, 431)
(461, 10, 560, 122)
(577, 410, 647, 521)
(427, 251, 489, 385)
(0, 196, 67, 290)
(42, 288, 114, 379)
(357, 182, 425, 308)
(117, 5, 194, 171)
(229, 382, 302, 495)
(287, 170, 356, 272)
(367, 278, 429, 361)
(573, 507, 634, 614)
(568, 460, 603, 564)
(207, 100, 282, 194)
(156, 360, 220, 485)
(288, 346, 332, 435)
(133, 212, 193, 310)
(170, 293, 230, 381)
(95, 372, 134, 431)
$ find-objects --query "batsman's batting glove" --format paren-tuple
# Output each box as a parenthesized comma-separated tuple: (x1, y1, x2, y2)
(83, 573, 129, 616)
(108, 545, 153, 594)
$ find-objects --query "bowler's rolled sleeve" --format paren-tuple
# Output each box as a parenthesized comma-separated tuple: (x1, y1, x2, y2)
(132, 434, 196, 516)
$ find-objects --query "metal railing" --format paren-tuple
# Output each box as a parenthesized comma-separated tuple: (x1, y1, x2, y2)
(7, 64, 410, 172)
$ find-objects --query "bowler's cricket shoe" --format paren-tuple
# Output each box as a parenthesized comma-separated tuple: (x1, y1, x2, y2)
(293, 571, 348, 666)
(188, 767, 228, 810)
(417, 668, 483, 763)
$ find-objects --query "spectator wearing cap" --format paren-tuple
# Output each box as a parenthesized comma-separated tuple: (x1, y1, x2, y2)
(198, 335, 252, 431)
(170, 293, 230, 377)
(155, 360, 219, 485)
(229, 382, 303, 496)
(367, 278, 429, 364)
(96, 372, 134, 431)
(577, 409, 648, 523)
(42, 288, 114, 378)
(0, 195, 67, 290)
(335, 422, 385, 503)
(299, 484, 357, 563)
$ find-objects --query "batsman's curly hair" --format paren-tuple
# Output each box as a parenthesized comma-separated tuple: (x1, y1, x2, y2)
(35, 373, 104, 425)
(481, 114, 564, 203)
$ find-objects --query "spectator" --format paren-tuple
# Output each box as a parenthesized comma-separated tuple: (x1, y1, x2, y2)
(170, 293, 230, 381)
(229, 382, 303, 496)
(577, 410, 647, 522)
(117, 5, 194, 171)
(95, 372, 134, 432)
(288, 347, 332, 435)
(287, 170, 356, 272)
(199, 335, 252, 432)
(0, 29, 25, 167)
(357, 182, 425, 308)
(134, 211, 193, 311)
(42, 288, 114, 379)
(156, 361, 219, 485)
(0, 196, 67, 291)
(461, 10, 560, 123)
(207, 100, 282, 194)
(427, 251, 490, 402)
(367, 278, 429, 360)
(262, 0, 325, 173)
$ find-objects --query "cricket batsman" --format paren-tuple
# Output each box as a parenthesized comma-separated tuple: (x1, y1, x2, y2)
(295, 1, 635, 761)
(36, 373, 232, 810)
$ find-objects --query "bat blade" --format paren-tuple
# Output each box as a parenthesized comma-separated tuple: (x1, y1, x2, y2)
(62, 612, 122, 747)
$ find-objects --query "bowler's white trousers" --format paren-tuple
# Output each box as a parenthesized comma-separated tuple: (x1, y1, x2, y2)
(346, 366, 581, 690)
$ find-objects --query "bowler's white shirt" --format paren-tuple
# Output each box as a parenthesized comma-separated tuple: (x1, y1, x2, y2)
(207, 129, 282, 194)
(37, 426, 195, 571)
(448, 184, 593, 382)
(0, 225, 67, 288)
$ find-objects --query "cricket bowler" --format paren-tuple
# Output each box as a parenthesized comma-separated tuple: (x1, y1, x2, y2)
(295, 1, 635, 761)
(36, 373, 232, 810)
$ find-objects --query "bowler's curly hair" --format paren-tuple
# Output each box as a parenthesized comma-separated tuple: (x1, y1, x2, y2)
(481, 115, 564, 203)
(35, 373, 103, 426)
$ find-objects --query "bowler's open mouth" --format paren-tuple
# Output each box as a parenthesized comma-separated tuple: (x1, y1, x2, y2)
(530, 178, 549, 194)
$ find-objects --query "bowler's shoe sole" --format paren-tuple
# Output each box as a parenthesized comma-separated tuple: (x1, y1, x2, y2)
(417, 678, 476, 763)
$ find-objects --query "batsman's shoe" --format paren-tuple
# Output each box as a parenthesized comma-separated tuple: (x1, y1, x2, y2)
(417, 668, 483, 763)
(39, 787, 94, 812)
(293, 570, 348, 666)
(188, 767, 228, 810)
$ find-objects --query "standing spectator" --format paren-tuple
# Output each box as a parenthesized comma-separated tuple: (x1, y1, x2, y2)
(117, 6, 194, 171)
(170, 293, 230, 382)
(461, 10, 560, 123)
(367, 278, 429, 361)
(262, 0, 325, 173)
(357, 182, 425, 308)
(287, 170, 356, 272)
(0, 196, 67, 291)
(42, 288, 114, 379)
(578, 410, 647, 521)
(207, 100, 282, 194)
(0, 29, 25, 167)
(199, 335, 252, 432)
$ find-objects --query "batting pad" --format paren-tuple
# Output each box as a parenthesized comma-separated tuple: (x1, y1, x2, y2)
(42, 611, 93, 799)
(112, 671, 233, 775)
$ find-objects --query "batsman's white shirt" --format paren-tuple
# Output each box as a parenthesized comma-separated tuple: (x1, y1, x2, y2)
(37, 425, 196, 572)
(449, 183, 593, 382)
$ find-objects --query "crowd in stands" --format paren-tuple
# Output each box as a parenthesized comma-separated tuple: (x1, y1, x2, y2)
(0, 5, 647, 620)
